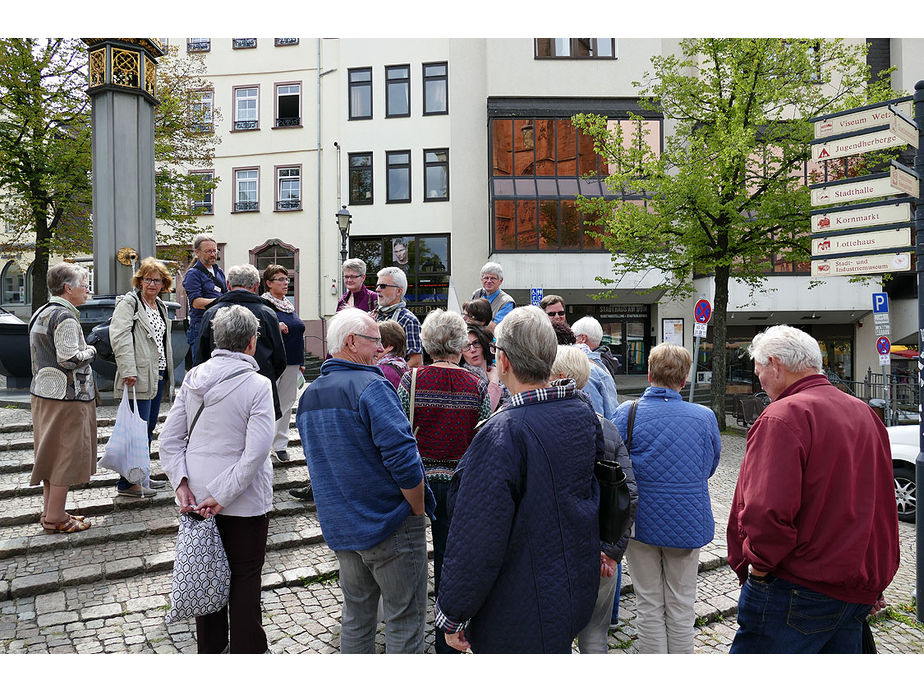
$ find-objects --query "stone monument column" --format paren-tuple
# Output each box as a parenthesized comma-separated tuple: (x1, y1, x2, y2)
(82, 38, 163, 296)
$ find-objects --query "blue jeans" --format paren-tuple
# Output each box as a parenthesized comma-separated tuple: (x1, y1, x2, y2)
(730, 575, 870, 654)
(116, 370, 165, 490)
(335, 513, 429, 653)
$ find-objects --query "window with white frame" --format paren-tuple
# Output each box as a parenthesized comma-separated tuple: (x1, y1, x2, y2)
(190, 171, 214, 214)
(276, 166, 301, 211)
(189, 89, 214, 133)
(424, 149, 449, 201)
(276, 83, 301, 127)
(234, 168, 259, 212)
(233, 86, 259, 130)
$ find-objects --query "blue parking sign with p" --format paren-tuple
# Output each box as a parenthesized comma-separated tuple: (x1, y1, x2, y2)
(872, 292, 889, 314)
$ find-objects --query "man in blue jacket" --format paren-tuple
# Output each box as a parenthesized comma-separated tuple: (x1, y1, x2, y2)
(182, 233, 227, 366)
(296, 308, 434, 653)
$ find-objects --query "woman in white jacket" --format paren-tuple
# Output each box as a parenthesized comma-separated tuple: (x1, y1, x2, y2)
(159, 304, 275, 654)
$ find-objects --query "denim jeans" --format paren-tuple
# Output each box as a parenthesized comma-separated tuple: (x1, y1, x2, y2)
(429, 478, 458, 654)
(117, 369, 165, 490)
(335, 513, 428, 653)
(730, 575, 870, 654)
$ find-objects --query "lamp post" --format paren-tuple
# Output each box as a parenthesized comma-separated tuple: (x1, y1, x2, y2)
(336, 205, 353, 294)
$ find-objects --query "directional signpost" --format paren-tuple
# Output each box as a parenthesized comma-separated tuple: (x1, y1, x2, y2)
(812, 91, 922, 620)
(689, 298, 711, 403)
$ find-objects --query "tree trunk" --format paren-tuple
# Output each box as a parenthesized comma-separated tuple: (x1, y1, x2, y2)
(31, 211, 51, 312)
(709, 265, 730, 431)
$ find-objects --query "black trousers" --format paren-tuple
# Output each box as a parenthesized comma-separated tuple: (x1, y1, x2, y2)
(196, 513, 270, 654)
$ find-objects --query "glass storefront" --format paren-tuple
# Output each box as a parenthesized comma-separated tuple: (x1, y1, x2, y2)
(570, 303, 650, 375)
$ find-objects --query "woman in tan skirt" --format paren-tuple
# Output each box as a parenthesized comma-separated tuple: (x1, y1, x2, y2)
(29, 263, 98, 533)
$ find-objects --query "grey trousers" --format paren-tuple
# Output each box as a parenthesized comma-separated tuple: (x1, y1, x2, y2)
(335, 513, 428, 653)
(273, 364, 301, 451)
(577, 563, 620, 653)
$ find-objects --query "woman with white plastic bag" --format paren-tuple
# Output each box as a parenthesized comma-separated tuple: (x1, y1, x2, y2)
(98, 386, 152, 488)
(109, 257, 175, 497)
(158, 305, 275, 654)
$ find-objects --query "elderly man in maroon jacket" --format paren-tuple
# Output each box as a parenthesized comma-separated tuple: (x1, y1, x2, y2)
(727, 324, 899, 654)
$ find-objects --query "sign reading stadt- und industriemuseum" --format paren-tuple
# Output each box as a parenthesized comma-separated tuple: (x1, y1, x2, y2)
(811, 227, 911, 256)
(810, 162, 919, 206)
(810, 200, 912, 233)
(811, 252, 911, 277)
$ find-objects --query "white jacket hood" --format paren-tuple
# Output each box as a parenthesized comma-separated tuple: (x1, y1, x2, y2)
(183, 349, 260, 408)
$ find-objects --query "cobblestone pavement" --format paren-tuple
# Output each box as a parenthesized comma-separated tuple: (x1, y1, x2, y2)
(0, 402, 921, 655)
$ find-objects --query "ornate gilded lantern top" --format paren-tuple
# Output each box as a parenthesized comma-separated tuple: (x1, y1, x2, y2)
(82, 38, 163, 104)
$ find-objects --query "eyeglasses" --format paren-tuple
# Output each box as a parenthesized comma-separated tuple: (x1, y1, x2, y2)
(463, 341, 480, 351)
(343, 274, 362, 281)
(375, 283, 398, 290)
(271, 277, 290, 283)
(353, 333, 383, 345)
(489, 344, 505, 355)
(481, 275, 499, 282)
(142, 277, 163, 285)
(546, 311, 565, 317)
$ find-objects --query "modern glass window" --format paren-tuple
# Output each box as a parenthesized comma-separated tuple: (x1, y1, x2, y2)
(385, 64, 410, 118)
(349, 152, 373, 205)
(275, 83, 301, 127)
(232, 38, 257, 49)
(423, 149, 449, 201)
(386, 150, 411, 203)
(422, 62, 448, 115)
(189, 89, 213, 133)
(190, 171, 214, 214)
(349, 67, 373, 120)
(233, 86, 259, 130)
(187, 38, 210, 53)
(276, 166, 301, 211)
(234, 168, 259, 212)
(535, 38, 616, 59)
(490, 115, 661, 251)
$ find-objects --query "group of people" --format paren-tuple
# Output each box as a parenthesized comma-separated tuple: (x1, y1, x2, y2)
(28, 247, 900, 655)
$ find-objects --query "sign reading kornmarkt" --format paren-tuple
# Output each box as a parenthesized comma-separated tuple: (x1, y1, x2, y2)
(811, 252, 911, 277)
(810, 162, 919, 206)
(811, 227, 911, 256)
(812, 98, 912, 139)
(810, 200, 912, 233)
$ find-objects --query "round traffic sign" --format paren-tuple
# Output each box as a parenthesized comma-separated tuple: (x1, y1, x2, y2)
(876, 337, 891, 355)
(694, 299, 712, 324)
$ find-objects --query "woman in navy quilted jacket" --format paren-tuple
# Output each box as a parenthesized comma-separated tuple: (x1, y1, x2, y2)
(611, 342, 720, 653)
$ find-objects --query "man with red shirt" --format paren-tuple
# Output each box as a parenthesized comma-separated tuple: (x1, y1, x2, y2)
(727, 324, 899, 653)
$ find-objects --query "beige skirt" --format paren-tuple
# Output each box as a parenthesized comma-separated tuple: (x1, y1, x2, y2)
(31, 396, 97, 487)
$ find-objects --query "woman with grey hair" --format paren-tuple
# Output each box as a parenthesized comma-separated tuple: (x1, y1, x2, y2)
(396, 309, 489, 653)
(435, 306, 601, 652)
(337, 258, 377, 312)
(29, 263, 96, 533)
(159, 304, 275, 653)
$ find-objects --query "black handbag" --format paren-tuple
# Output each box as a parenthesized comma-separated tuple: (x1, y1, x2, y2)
(595, 402, 635, 544)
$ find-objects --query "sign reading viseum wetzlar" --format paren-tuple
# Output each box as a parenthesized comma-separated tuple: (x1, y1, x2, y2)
(812, 98, 912, 139)
(810, 162, 919, 206)
(811, 112, 918, 162)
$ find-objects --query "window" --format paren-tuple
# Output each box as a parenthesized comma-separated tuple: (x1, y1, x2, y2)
(187, 38, 210, 53)
(422, 62, 448, 115)
(423, 149, 449, 201)
(349, 152, 373, 205)
(276, 166, 301, 211)
(275, 83, 301, 127)
(274, 38, 299, 47)
(190, 171, 214, 214)
(252, 240, 297, 305)
(535, 38, 616, 59)
(348, 68, 372, 120)
(1, 261, 25, 304)
(233, 86, 259, 131)
(189, 89, 213, 133)
(386, 150, 411, 203)
(233, 168, 259, 212)
(232, 38, 257, 49)
(385, 64, 410, 118)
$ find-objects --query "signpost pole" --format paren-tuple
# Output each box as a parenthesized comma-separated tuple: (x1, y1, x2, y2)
(689, 336, 700, 403)
(883, 361, 892, 426)
(913, 79, 924, 623)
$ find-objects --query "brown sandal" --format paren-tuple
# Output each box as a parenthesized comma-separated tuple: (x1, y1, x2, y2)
(41, 514, 91, 533)
(39, 512, 85, 527)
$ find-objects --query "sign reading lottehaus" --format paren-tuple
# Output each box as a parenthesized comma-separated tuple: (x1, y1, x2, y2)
(811, 227, 911, 256)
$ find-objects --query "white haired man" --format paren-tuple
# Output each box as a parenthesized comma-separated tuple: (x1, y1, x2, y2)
(571, 316, 619, 419)
(373, 266, 423, 369)
(471, 262, 515, 326)
(296, 308, 434, 653)
(727, 325, 899, 653)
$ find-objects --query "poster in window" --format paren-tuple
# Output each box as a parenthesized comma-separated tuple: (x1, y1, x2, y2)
(388, 237, 413, 275)
(662, 318, 684, 346)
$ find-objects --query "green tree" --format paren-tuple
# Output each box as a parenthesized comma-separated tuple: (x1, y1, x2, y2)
(0, 39, 219, 310)
(574, 38, 898, 429)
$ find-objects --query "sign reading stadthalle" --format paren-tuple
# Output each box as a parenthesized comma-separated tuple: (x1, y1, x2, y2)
(810, 252, 911, 277)
(811, 227, 911, 256)
(810, 200, 912, 233)
(810, 163, 919, 206)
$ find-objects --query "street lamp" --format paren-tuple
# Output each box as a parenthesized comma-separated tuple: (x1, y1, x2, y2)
(336, 205, 352, 268)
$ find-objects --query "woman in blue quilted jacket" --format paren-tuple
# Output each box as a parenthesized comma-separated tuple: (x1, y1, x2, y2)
(611, 342, 720, 653)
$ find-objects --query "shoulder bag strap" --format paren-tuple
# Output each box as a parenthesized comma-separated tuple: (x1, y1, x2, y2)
(625, 400, 639, 453)
(409, 367, 419, 437)
(28, 302, 56, 330)
(186, 368, 254, 441)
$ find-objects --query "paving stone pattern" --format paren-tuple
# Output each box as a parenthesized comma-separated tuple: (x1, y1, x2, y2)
(0, 403, 920, 654)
